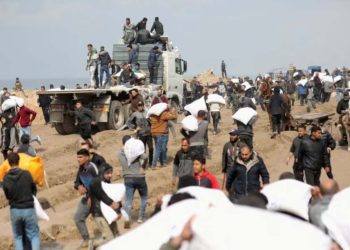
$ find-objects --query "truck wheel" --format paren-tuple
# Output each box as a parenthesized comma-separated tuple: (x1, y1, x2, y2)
(107, 101, 124, 130)
(54, 123, 67, 135)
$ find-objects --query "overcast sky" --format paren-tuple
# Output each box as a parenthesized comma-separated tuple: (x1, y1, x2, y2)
(0, 0, 349, 80)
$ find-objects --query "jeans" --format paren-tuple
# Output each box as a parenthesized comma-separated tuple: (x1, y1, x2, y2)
(93, 217, 118, 246)
(124, 177, 148, 220)
(74, 199, 91, 240)
(19, 127, 40, 144)
(152, 135, 168, 167)
(10, 208, 40, 250)
(139, 134, 153, 166)
(99, 65, 111, 87)
(41, 106, 50, 124)
(148, 65, 157, 84)
(300, 94, 307, 106)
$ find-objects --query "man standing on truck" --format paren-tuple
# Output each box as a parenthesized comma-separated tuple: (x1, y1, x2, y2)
(122, 17, 136, 45)
(148, 46, 161, 84)
(150, 17, 164, 36)
(86, 44, 99, 88)
(70, 101, 96, 148)
(221, 60, 227, 79)
(99, 46, 112, 87)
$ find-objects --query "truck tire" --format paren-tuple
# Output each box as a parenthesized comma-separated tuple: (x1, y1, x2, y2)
(54, 123, 67, 135)
(107, 101, 125, 130)
(53, 115, 78, 135)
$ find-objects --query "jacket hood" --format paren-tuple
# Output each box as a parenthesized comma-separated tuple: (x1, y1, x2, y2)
(5, 168, 24, 183)
(237, 152, 260, 171)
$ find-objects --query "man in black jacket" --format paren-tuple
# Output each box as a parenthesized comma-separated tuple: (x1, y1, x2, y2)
(321, 125, 336, 179)
(70, 101, 96, 147)
(286, 125, 307, 181)
(73, 149, 99, 249)
(226, 145, 270, 202)
(269, 87, 286, 138)
(90, 163, 121, 247)
(150, 17, 164, 36)
(298, 126, 331, 186)
(221, 129, 241, 190)
(80, 142, 106, 175)
(37, 86, 51, 124)
(3, 153, 40, 250)
(99, 46, 112, 87)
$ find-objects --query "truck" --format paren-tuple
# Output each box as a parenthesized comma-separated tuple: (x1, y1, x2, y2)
(37, 38, 187, 135)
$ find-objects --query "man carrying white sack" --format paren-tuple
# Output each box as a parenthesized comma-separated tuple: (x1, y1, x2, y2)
(118, 135, 148, 225)
(209, 101, 222, 135)
(90, 163, 122, 247)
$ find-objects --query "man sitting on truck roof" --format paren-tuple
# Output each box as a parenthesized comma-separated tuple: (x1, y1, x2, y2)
(150, 17, 164, 36)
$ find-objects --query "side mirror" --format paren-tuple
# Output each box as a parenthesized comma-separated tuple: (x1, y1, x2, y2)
(182, 60, 187, 74)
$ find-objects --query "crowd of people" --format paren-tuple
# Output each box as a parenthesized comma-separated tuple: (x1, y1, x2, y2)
(85, 17, 166, 89)
(1, 65, 350, 250)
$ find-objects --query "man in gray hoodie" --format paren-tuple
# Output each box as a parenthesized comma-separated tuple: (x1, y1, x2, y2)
(118, 135, 148, 225)
(126, 101, 153, 166)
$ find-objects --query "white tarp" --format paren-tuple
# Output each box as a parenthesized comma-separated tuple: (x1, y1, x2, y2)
(206, 94, 226, 105)
(146, 102, 168, 118)
(232, 107, 257, 125)
(99, 200, 208, 250)
(100, 182, 129, 224)
(297, 79, 308, 86)
(34, 196, 50, 221)
(322, 187, 350, 250)
(181, 115, 198, 132)
(261, 179, 312, 221)
(241, 81, 253, 91)
(189, 205, 332, 250)
(184, 96, 207, 117)
(1, 98, 17, 111)
(124, 137, 145, 166)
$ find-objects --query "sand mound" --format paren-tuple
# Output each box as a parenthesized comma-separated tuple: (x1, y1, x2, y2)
(196, 69, 220, 85)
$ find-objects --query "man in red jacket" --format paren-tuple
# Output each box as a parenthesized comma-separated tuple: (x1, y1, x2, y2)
(12, 103, 41, 145)
(193, 155, 219, 189)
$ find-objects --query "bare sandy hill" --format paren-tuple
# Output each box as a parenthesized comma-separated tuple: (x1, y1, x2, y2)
(0, 90, 349, 249)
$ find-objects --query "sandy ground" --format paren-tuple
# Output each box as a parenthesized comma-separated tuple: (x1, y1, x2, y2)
(0, 90, 349, 249)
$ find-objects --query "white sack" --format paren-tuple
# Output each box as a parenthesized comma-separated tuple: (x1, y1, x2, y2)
(293, 72, 299, 77)
(146, 102, 168, 118)
(322, 75, 334, 83)
(232, 107, 257, 125)
(114, 69, 124, 77)
(322, 187, 350, 250)
(181, 115, 198, 132)
(251, 98, 256, 105)
(135, 72, 146, 79)
(231, 78, 240, 84)
(9, 96, 24, 107)
(184, 96, 207, 117)
(1, 98, 17, 111)
(100, 200, 208, 250)
(124, 138, 145, 166)
(297, 79, 308, 86)
(334, 75, 342, 83)
(100, 182, 128, 224)
(241, 81, 253, 91)
(189, 205, 332, 250)
(34, 196, 50, 221)
(261, 179, 312, 220)
(206, 94, 225, 105)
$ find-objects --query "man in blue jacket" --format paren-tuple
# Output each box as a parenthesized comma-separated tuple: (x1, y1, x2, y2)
(226, 145, 270, 203)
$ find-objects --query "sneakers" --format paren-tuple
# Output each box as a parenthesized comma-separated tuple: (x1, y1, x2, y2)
(36, 136, 42, 145)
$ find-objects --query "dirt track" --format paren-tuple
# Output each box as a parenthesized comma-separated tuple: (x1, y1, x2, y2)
(0, 90, 349, 249)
